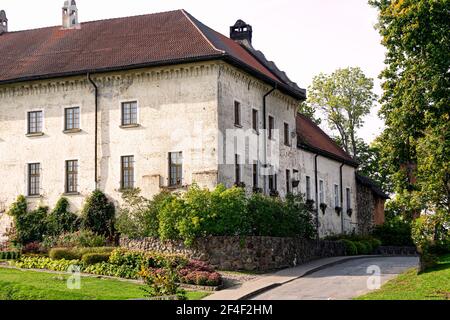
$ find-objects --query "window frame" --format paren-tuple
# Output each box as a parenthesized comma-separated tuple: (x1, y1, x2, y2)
(268, 115, 275, 140)
(334, 184, 340, 207)
(65, 160, 78, 194)
(234, 101, 241, 127)
(121, 101, 138, 126)
(284, 122, 290, 146)
(234, 154, 241, 185)
(169, 152, 183, 187)
(319, 180, 325, 204)
(346, 187, 351, 211)
(28, 163, 41, 196)
(27, 110, 43, 134)
(286, 169, 291, 194)
(252, 108, 259, 133)
(252, 162, 259, 189)
(64, 107, 80, 131)
(306, 176, 311, 200)
(121, 155, 135, 190)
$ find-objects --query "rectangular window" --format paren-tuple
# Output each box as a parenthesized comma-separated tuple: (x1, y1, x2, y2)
(286, 169, 291, 194)
(269, 172, 278, 192)
(284, 122, 290, 146)
(252, 162, 258, 188)
(293, 169, 299, 190)
(346, 188, 351, 211)
(121, 156, 134, 190)
(306, 176, 311, 200)
(268, 116, 274, 140)
(169, 152, 183, 187)
(28, 163, 40, 196)
(234, 101, 241, 126)
(334, 184, 340, 207)
(252, 109, 258, 132)
(121, 101, 138, 126)
(64, 107, 80, 131)
(65, 160, 78, 193)
(319, 180, 324, 204)
(235, 154, 241, 184)
(27, 111, 43, 134)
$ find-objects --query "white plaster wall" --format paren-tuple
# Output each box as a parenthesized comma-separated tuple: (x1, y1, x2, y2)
(216, 64, 299, 196)
(0, 62, 220, 217)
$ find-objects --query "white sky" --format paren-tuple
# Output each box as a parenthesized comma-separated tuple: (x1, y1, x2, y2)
(1, 0, 386, 143)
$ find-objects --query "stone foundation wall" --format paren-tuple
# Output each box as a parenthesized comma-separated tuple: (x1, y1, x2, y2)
(119, 236, 346, 271)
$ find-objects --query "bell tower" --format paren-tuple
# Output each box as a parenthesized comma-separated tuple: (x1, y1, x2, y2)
(62, 0, 79, 29)
(0, 10, 8, 35)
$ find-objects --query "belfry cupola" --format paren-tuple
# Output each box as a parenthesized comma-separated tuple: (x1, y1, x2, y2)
(62, 0, 79, 29)
(0, 10, 8, 35)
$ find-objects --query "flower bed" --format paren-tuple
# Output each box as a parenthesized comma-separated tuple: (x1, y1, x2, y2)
(13, 248, 222, 287)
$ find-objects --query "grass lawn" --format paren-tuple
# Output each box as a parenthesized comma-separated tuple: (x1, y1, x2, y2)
(357, 254, 450, 300)
(0, 267, 210, 300)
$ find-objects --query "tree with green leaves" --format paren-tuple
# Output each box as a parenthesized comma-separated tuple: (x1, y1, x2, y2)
(306, 67, 377, 158)
(370, 0, 450, 218)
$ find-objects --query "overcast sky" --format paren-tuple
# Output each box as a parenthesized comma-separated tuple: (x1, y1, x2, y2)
(1, 0, 386, 143)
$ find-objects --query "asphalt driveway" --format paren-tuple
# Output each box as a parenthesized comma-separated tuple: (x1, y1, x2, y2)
(253, 256, 419, 300)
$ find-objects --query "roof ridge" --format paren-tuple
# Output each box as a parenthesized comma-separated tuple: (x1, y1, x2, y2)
(181, 9, 225, 55)
(5, 9, 185, 34)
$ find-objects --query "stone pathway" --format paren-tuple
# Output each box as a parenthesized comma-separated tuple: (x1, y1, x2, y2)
(204, 256, 377, 300)
(253, 256, 419, 300)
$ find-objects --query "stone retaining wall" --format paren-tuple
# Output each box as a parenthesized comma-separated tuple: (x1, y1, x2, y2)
(119, 236, 346, 271)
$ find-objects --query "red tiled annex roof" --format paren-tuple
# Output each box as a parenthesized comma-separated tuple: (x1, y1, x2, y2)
(296, 113, 358, 166)
(0, 9, 305, 98)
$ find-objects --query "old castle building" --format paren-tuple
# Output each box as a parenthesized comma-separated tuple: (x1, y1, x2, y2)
(0, 2, 385, 240)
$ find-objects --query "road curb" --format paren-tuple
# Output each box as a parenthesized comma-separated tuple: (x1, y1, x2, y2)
(238, 255, 388, 300)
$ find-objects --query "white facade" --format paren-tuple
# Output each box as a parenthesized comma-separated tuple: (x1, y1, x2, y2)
(0, 61, 358, 240)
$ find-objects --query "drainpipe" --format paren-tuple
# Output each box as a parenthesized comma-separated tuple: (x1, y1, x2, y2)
(262, 85, 277, 195)
(87, 73, 99, 189)
(314, 154, 320, 239)
(340, 163, 345, 234)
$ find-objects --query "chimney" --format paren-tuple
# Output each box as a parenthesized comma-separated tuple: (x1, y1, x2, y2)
(62, 0, 79, 29)
(230, 20, 253, 47)
(0, 10, 8, 35)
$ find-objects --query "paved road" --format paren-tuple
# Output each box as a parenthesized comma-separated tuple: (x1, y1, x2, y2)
(253, 256, 419, 300)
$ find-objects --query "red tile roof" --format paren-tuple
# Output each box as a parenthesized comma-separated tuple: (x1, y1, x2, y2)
(0, 9, 305, 98)
(296, 113, 358, 166)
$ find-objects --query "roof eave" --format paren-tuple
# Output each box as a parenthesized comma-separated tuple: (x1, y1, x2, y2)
(0, 54, 224, 86)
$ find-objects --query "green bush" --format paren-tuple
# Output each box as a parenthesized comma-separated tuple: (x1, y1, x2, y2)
(7, 196, 49, 245)
(47, 231, 107, 248)
(82, 253, 111, 266)
(372, 217, 414, 246)
(49, 248, 81, 260)
(340, 240, 358, 256)
(156, 184, 315, 245)
(354, 241, 370, 255)
(81, 190, 115, 237)
(46, 197, 79, 236)
(369, 238, 382, 251)
(361, 240, 373, 254)
(0, 251, 20, 260)
(116, 189, 165, 239)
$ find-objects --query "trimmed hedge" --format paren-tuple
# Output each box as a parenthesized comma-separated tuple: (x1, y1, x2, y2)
(49, 248, 81, 260)
(82, 253, 111, 266)
(340, 240, 358, 256)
